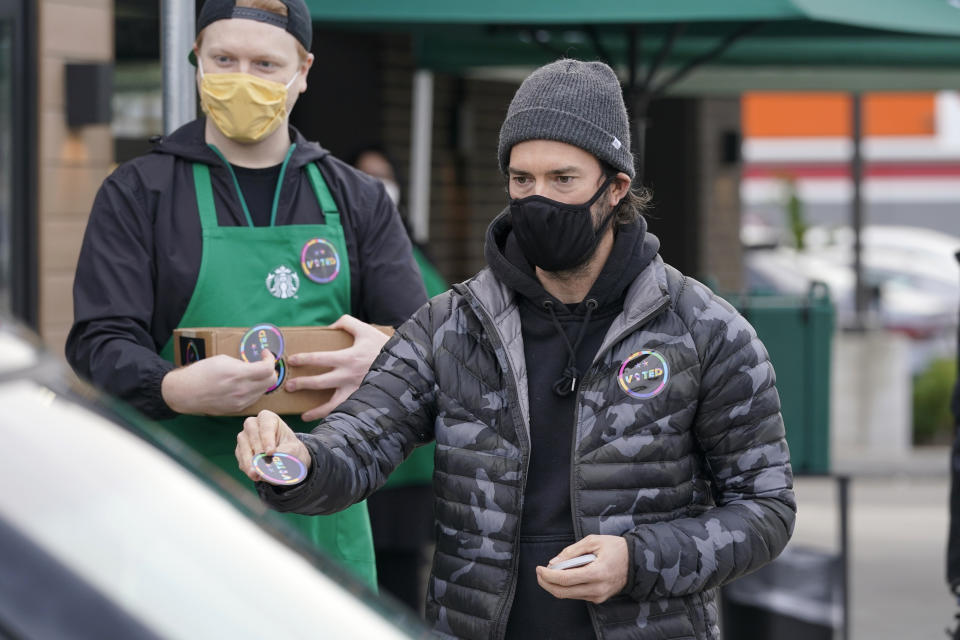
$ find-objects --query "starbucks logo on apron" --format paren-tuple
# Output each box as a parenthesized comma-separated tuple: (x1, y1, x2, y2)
(266, 265, 300, 299)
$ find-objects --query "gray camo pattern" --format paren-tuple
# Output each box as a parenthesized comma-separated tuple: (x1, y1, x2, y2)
(260, 255, 796, 640)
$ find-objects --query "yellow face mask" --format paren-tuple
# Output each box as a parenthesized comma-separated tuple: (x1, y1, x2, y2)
(198, 61, 300, 144)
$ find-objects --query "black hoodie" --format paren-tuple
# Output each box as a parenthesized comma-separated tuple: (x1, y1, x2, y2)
(485, 209, 660, 639)
(66, 118, 426, 419)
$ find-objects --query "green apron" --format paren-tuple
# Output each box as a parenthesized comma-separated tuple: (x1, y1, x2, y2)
(159, 145, 376, 588)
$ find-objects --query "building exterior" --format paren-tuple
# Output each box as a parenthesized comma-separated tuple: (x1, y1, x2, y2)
(8, 4, 743, 354)
(1, 0, 113, 352)
(743, 91, 960, 239)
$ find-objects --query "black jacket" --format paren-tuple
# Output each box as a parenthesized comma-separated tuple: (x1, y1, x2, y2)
(261, 211, 795, 640)
(66, 119, 426, 419)
(486, 214, 659, 638)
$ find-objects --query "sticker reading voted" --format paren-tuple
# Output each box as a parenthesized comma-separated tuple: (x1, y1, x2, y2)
(617, 350, 669, 399)
(240, 324, 284, 363)
(301, 238, 341, 284)
(253, 452, 307, 485)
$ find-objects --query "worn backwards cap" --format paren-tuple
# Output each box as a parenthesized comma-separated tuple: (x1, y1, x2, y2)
(498, 59, 634, 179)
(195, 0, 312, 51)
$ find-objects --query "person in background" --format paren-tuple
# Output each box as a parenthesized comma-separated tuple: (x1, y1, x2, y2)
(236, 58, 795, 639)
(352, 146, 446, 612)
(66, 0, 426, 588)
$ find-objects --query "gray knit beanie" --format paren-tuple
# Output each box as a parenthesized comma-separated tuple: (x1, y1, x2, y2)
(498, 59, 634, 179)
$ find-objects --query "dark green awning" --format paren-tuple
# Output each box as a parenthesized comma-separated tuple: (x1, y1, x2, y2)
(305, 1, 960, 83)
(305, 0, 960, 37)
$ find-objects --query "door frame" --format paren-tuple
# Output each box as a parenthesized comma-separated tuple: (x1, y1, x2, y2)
(0, 0, 37, 328)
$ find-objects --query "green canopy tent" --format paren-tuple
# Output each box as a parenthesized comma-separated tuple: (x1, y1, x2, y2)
(300, 0, 960, 329)
(303, 0, 960, 34)
(303, 0, 960, 172)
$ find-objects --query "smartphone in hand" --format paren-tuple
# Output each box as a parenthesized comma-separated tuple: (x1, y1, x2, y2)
(548, 553, 597, 570)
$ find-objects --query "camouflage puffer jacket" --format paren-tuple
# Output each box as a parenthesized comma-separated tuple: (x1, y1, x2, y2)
(262, 255, 796, 640)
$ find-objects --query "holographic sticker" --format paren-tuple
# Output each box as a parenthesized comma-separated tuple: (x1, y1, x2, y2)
(617, 350, 669, 399)
(240, 324, 285, 363)
(265, 358, 286, 394)
(179, 336, 206, 364)
(253, 452, 307, 485)
(301, 238, 340, 284)
(185, 342, 201, 364)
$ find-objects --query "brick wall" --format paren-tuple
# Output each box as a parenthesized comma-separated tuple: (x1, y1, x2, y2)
(37, 0, 114, 353)
(696, 98, 743, 292)
(381, 35, 518, 284)
(381, 37, 743, 291)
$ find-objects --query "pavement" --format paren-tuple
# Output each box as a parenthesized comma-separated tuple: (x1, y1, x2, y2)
(787, 445, 953, 640)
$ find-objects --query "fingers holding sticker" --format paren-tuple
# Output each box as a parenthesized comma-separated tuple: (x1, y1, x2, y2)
(253, 452, 306, 485)
(240, 323, 285, 363)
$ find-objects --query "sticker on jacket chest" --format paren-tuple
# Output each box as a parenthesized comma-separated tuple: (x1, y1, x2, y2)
(617, 350, 669, 399)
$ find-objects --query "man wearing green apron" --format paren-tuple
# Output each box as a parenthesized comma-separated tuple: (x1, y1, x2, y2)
(67, 0, 427, 590)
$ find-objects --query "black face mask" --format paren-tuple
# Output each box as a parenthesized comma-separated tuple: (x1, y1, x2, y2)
(509, 176, 617, 272)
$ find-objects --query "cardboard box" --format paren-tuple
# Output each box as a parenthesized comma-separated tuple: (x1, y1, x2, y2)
(173, 325, 393, 417)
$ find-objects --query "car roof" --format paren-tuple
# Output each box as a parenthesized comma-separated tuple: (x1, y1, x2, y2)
(0, 321, 423, 639)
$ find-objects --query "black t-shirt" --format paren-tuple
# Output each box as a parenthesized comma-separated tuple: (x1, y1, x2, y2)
(232, 163, 283, 227)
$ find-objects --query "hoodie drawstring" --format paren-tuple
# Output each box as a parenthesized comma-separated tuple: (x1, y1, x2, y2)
(543, 298, 598, 397)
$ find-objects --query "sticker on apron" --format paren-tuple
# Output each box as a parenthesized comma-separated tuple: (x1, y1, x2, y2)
(617, 350, 669, 399)
(253, 452, 307, 485)
(301, 238, 341, 284)
(240, 323, 285, 363)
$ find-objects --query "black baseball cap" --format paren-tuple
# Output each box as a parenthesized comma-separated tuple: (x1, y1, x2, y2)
(194, 0, 312, 53)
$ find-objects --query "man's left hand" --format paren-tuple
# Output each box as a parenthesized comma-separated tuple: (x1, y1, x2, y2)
(536, 534, 629, 604)
(283, 314, 390, 422)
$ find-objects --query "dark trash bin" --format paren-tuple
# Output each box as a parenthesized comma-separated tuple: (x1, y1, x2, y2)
(722, 545, 843, 640)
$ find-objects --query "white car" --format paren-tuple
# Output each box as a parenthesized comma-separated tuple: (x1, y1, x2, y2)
(0, 321, 426, 640)
(744, 225, 960, 339)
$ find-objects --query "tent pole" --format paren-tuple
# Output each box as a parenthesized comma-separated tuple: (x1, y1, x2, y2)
(851, 91, 866, 330)
(648, 22, 762, 101)
(626, 25, 650, 183)
(161, 0, 196, 134)
(409, 69, 434, 244)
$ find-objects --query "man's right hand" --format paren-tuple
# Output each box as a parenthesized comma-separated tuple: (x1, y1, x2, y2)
(161, 351, 277, 415)
(235, 410, 312, 482)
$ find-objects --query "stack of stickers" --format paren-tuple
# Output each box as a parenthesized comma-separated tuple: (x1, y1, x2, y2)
(239, 323, 286, 394)
(240, 324, 308, 485)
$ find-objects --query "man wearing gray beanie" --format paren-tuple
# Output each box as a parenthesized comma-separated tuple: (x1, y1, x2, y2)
(239, 58, 795, 640)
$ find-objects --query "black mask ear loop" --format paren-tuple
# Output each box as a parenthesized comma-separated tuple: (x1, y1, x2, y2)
(581, 175, 621, 252)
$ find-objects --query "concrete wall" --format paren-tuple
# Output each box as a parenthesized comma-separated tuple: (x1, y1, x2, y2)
(831, 329, 913, 465)
(37, 0, 114, 353)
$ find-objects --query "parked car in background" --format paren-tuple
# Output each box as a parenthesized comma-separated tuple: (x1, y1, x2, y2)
(0, 320, 427, 640)
(743, 224, 960, 340)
